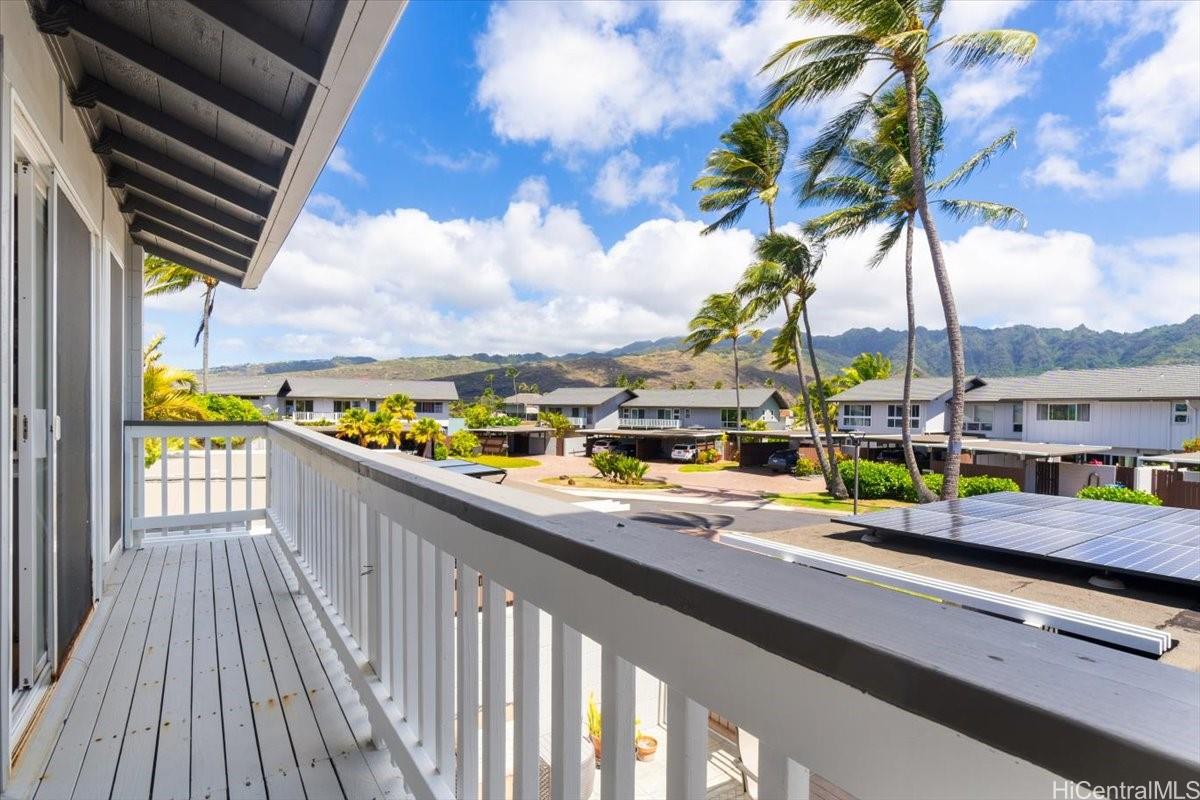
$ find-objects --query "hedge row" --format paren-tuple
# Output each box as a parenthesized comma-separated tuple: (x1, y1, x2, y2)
(837, 460, 1020, 502)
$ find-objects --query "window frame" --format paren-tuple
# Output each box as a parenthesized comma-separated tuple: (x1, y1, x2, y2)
(841, 403, 871, 428)
(1173, 401, 1190, 424)
(885, 404, 919, 429)
(1035, 402, 1091, 422)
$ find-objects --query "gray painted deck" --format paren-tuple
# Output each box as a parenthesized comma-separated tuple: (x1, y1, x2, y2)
(24, 534, 403, 800)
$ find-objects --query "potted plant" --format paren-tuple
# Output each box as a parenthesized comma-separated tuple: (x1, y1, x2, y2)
(586, 693, 602, 765)
(634, 719, 657, 762)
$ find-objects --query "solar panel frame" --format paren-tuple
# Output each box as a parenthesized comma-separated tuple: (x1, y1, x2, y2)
(850, 492, 1200, 586)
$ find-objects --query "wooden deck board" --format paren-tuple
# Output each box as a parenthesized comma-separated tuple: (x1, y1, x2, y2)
(24, 534, 403, 800)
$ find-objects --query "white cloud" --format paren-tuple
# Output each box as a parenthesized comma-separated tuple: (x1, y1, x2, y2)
(938, 0, 1030, 37)
(201, 181, 1199, 361)
(943, 64, 1032, 123)
(474, 1, 814, 153)
(592, 151, 679, 214)
(326, 145, 365, 184)
(1030, 2, 1200, 194)
(1034, 113, 1081, 152)
(418, 145, 499, 173)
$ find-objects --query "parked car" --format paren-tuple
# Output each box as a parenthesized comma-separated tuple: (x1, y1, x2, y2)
(766, 449, 799, 473)
(592, 439, 636, 456)
(591, 438, 616, 454)
(671, 443, 699, 462)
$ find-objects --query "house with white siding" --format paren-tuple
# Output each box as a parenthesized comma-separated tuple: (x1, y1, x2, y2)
(504, 387, 633, 429)
(278, 377, 458, 425)
(834, 364, 1200, 458)
(619, 388, 789, 430)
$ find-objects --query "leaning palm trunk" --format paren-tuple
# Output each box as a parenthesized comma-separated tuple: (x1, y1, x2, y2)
(904, 70, 965, 500)
(800, 303, 848, 499)
(785, 298, 834, 486)
(732, 339, 742, 429)
(200, 283, 214, 394)
(901, 213, 936, 502)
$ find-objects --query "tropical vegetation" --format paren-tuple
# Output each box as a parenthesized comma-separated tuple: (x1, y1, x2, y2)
(837, 460, 1018, 502)
(1076, 486, 1162, 506)
(683, 292, 762, 430)
(144, 256, 220, 393)
(591, 451, 650, 485)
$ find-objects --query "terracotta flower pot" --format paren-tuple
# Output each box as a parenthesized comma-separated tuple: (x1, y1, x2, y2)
(635, 735, 658, 762)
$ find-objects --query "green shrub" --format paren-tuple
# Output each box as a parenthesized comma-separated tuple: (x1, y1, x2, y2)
(1076, 485, 1162, 505)
(898, 472, 944, 502)
(960, 476, 1021, 497)
(793, 456, 820, 477)
(696, 448, 721, 464)
(433, 443, 449, 461)
(591, 452, 648, 484)
(837, 459, 908, 499)
(1183, 437, 1200, 453)
(447, 429, 480, 458)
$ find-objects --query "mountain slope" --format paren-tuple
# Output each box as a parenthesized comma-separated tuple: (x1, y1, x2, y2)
(207, 315, 1200, 401)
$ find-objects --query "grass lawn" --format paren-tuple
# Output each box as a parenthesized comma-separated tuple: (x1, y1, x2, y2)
(678, 460, 740, 473)
(539, 476, 679, 491)
(465, 455, 541, 469)
(762, 492, 912, 513)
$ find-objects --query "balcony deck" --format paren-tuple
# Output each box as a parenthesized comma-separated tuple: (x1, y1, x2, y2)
(14, 533, 403, 800)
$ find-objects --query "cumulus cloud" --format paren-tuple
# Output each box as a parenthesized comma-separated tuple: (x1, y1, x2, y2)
(1030, 2, 1200, 194)
(326, 145, 365, 184)
(473, 1, 816, 153)
(591, 151, 679, 214)
(417, 145, 499, 173)
(186, 180, 1200, 361)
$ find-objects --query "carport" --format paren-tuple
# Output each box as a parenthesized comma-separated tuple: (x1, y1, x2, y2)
(578, 429, 723, 460)
(729, 430, 850, 466)
(469, 425, 551, 456)
(860, 434, 1112, 494)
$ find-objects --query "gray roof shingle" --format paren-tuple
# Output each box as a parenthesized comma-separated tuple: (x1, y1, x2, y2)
(540, 387, 633, 405)
(206, 375, 288, 397)
(832, 378, 962, 402)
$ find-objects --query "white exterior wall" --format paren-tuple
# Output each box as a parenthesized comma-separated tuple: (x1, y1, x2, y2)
(622, 399, 784, 429)
(285, 396, 454, 423)
(963, 402, 1021, 440)
(592, 395, 626, 429)
(1022, 399, 1200, 453)
(837, 400, 943, 435)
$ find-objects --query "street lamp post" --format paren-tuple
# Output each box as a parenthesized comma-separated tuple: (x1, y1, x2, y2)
(850, 432, 863, 514)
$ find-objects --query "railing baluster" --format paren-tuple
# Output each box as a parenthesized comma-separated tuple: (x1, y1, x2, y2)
(666, 687, 707, 800)
(601, 650, 635, 800)
(160, 435, 168, 536)
(482, 577, 506, 800)
(224, 437, 233, 532)
(368, 509, 384, 673)
(387, 520, 404, 708)
(243, 434, 252, 521)
(182, 436, 190, 532)
(513, 599, 539, 800)
(759, 740, 809, 800)
(418, 538, 436, 754)
(456, 564, 480, 799)
(403, 528, 419, 731)
(552, 619, 582, 800)
(435, 550, 454, 777)
(203, 437, 212, 533)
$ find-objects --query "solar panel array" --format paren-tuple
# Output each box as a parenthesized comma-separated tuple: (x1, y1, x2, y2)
(851, 492, 1200, 585)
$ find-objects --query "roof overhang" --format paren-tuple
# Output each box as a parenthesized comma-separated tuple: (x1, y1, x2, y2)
(33, 0, 404, 289)
(861, 433, 1112, 459)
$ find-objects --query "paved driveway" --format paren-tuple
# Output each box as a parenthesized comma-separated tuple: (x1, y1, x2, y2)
(503, 453, 826, 498)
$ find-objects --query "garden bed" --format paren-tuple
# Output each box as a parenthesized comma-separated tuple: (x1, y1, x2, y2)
(539, 476, 679, 491)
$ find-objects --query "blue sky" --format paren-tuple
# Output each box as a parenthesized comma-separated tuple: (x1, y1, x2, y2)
(148, 0, 1200, 369)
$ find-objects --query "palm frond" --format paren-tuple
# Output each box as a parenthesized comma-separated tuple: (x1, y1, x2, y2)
(938, 30, 1038, 69)
(762, 47, 877, 114)
(930, 129, 1017, 192)
(867, 216, 907, 269)
(803, 202, 892, 240)
(794, 93, 878, 199)
(937, 199, 1027, 229)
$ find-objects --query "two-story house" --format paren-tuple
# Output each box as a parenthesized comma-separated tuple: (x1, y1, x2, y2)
(834, 364, 1200, 459)
(278, 377, 459, 426)
(504, 387, 633, 429)
(619, 388, 789, 430)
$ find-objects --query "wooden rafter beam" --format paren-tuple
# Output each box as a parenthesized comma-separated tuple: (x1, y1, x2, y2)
(120, 195, 256, 259)
(183, 0, 332, 85)
(106, 166, 262, 241)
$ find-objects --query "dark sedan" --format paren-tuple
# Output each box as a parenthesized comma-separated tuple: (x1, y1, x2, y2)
(766, 449, 799, 473)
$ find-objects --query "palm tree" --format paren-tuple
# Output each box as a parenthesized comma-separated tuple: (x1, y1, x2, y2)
(762, 0, 1036, 498)
(382, 393, 417, 425)
(684, 292, 763, 429)
(410, 417, 444, 459)
(737, 233, 847, 497)
(336, 408, 371, 446)
(144, 255, 220, 393)
(692, 110, 789, 234)
(365, 410, 406, 449)
(804, 86, 1025, 501)
(839, 353, 893, 387)
(505, 366, 520, 395)
(143, 334, 208, 422)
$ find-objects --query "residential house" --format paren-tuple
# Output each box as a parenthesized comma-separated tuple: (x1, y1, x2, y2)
(505, 387, 633, 429)
(204, 375, 292, 415)
(619, 388, 789, 430)
(278, 377, 458, 426)
(834, 364, 1200, 458)
(2, 2, 1189, 796)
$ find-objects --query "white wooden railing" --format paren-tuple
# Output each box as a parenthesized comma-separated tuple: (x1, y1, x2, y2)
(123, 422, 269, 545)
(122, 420, 1200, 798)
(618, 417, 681, 430)
(293, 410, 342, 422)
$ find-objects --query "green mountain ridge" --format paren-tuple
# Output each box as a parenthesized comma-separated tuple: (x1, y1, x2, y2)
(206, 315, 1200, 400)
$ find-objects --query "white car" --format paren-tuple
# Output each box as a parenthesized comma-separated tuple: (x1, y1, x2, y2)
(670, 443, 699, 462)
